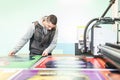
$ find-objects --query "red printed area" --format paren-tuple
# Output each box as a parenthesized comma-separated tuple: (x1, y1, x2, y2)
(35, 56, 107, 68)
(35, 56, 56, 68)
(0, 58, 9, 66)
(85, 58, 106, 68)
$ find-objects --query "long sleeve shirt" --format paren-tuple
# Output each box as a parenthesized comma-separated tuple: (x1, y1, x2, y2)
(11, 21, 58, 54)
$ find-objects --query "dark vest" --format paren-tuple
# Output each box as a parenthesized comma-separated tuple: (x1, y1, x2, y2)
(29, 22, 55, 55)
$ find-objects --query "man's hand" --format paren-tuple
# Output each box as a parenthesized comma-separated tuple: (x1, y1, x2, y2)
(42, 50, 48, 56)
(8, 52, 15, 56)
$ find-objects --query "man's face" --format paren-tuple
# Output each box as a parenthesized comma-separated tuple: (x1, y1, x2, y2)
(45, 20, 56, 30)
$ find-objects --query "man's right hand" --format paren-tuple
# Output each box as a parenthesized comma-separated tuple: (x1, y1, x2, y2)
(8, 52, 15, 56)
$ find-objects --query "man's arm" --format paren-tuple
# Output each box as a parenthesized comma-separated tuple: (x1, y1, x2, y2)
(9, 24, 35, 56)
(42, 28, 58, 56)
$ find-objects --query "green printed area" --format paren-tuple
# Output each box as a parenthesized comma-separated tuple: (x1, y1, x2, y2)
(0, 55, 42, 68)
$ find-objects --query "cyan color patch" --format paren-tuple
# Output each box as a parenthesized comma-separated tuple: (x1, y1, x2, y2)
(53, 43, 75, 54)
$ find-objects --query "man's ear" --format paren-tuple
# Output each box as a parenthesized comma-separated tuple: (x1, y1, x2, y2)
(42, 16, 48, 22)
(42, 20, 46, 25)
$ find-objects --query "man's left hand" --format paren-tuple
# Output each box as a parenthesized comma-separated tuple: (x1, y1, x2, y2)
(42, 50, 48, 56)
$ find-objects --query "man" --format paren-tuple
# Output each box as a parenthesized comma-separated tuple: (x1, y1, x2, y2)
(9, 14, 58, 56)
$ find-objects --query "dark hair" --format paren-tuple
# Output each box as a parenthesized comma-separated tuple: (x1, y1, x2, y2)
(47, 14, 57, 25)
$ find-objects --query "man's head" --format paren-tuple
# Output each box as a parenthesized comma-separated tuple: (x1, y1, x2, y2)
(42, 14, 57, 30)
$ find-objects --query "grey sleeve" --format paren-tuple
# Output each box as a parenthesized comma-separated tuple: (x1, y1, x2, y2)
(11, 24, 35, 53)
(45, 28, 58, 53)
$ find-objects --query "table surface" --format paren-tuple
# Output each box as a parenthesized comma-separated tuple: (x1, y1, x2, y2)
(0, 55, 119, 80)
